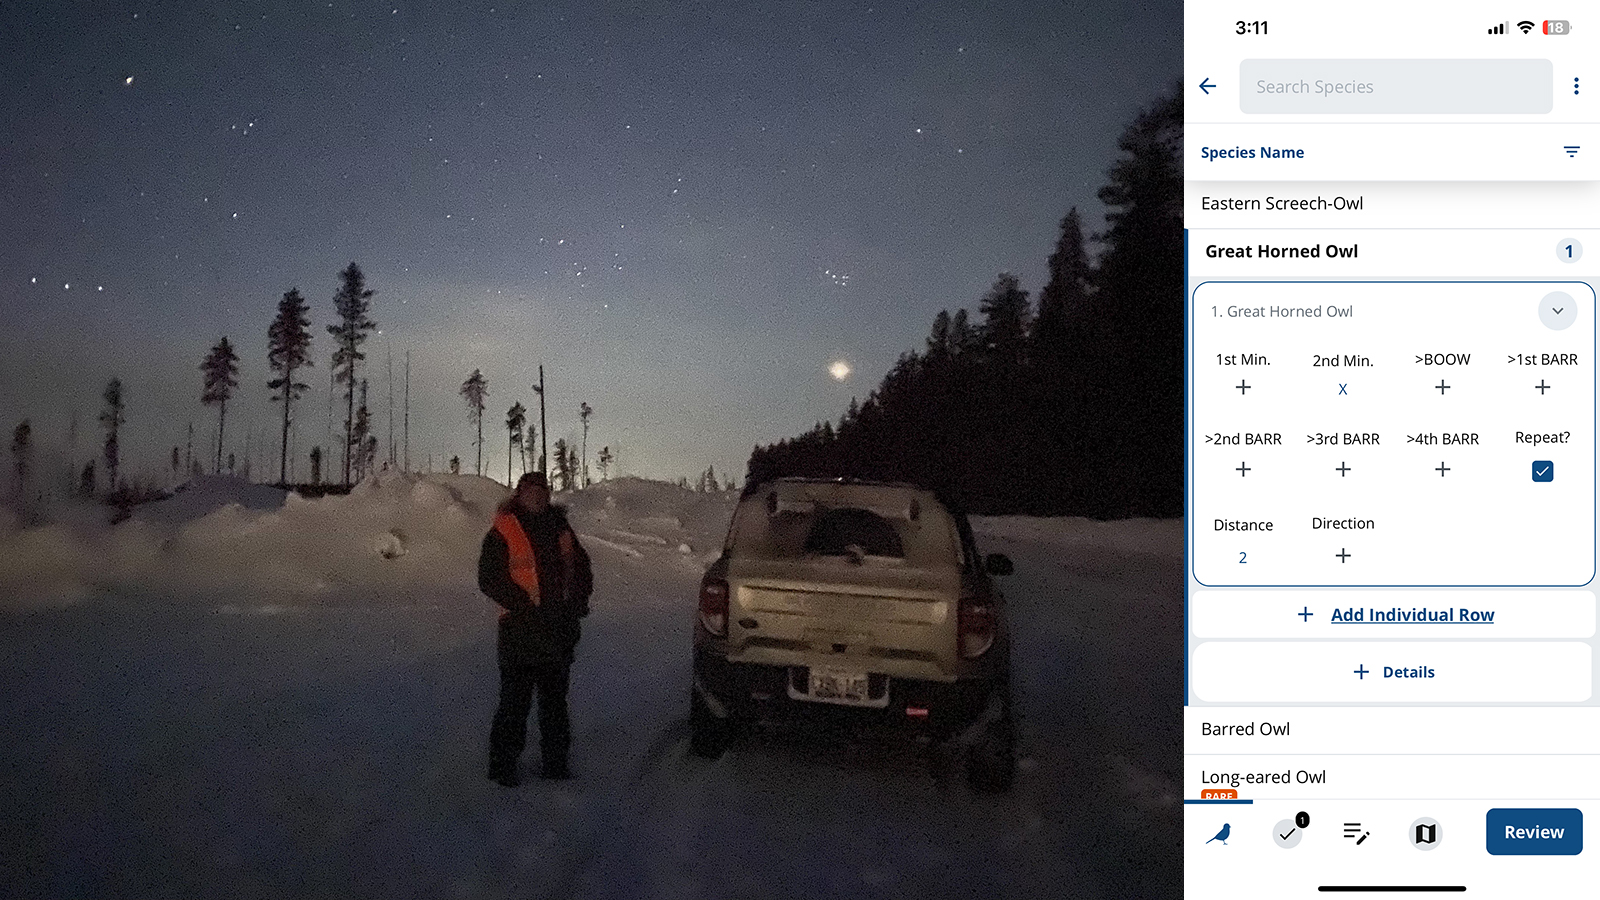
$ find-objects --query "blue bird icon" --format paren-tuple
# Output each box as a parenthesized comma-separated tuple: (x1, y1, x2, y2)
(1207, 823, 1232, 845)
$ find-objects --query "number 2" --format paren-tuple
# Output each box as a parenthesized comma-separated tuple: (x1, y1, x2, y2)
(1239, 551, 1248, 564)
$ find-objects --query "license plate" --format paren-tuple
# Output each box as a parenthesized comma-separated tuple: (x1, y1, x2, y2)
(808, 668, 870, 704)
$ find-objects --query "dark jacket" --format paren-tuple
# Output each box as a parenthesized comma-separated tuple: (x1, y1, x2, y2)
(479, 503, 584, 665)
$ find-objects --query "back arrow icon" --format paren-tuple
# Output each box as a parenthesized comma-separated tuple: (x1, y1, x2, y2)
(1199, 77, 1216, 95)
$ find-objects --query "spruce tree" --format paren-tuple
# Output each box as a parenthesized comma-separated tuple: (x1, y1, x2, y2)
(949, 309, 974, 354)
(1091, 89, 1182, 516)
(353, 380, 372, 481)
(926, 310, 952, 357)
(327, 263, 377, 485)
(578, 402, 593, 488)
(268, 287, 314, 485)
(201, 338, 240, 474)
(11, 419, 31, 503)
(596, 446, 612, 482)
(552, 438, 572, 490)
(1034, 207, 1092, 355)
(521, 418, 536, 478)
(1030, 207, 1096, 512)
(100, 379, 125, 496)
(310, 445, 323, 485)
(506, 402, 527, 484)
(449, 455, 460, 475)
(977, 273, 1032, 360)
(459, 369, 488, 476)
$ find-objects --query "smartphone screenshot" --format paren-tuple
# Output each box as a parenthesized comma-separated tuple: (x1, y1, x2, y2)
(1186, 3, 1597, 895)
(0, 2, 1185, 898)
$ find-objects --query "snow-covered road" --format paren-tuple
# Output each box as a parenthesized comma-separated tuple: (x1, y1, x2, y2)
(0, 476, 1180, 899)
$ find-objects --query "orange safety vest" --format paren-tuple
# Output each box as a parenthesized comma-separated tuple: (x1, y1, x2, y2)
(492, 511, 577, 608)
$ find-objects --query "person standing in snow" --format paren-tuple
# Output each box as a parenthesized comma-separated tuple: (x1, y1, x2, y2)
(478, 471, 592, 785)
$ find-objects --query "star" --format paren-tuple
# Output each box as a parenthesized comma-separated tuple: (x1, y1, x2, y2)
(124, 76, 134, 86)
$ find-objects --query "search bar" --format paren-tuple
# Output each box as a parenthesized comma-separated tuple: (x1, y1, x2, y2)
(1240, 59, 1553, 114)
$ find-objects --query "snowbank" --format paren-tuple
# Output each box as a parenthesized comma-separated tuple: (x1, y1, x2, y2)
(132, 475, 291, 526)
(0, 471, 502, 609)
(560, 476, 739, 550)
(972, 515, 1182, 564)
(0, 473, 741, 611)
(0, 472, 1178, 613)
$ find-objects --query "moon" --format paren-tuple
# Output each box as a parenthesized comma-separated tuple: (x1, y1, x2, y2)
(828, 360, 851, 381)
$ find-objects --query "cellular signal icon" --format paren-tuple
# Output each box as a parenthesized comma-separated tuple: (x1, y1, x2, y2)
(1488, 21, 1509, 34)
(1517, 20, 1536, 33)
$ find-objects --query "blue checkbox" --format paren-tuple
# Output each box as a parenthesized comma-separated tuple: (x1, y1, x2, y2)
(1532, 461, 1554, 482)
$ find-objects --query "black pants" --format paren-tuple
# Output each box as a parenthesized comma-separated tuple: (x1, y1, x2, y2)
(489, 658, 571, 771)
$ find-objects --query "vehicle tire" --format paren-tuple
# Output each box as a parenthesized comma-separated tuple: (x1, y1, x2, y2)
(966, 705, 1016, 793)
(689, 688, 732, 759)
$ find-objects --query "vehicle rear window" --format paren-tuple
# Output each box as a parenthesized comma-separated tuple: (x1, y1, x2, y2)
(726, 486, 961, 566)
(802, 508, 905, 558)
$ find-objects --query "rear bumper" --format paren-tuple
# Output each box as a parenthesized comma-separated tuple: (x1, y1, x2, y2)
(693, 645, 998, 740)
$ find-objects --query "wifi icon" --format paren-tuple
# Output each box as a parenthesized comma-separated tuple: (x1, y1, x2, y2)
(1517, 20, 1536, 33)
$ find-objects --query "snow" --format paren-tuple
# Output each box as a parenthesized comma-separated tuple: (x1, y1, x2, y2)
(972, 515, 1183, 565)
(0, 474, 1180, 898)
(133, 475, 291, 526)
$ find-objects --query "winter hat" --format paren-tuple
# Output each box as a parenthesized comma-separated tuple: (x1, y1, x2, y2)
(517, 472, 549, 490)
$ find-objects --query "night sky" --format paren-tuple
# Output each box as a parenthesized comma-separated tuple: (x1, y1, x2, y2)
(1, 0, 1180, 484)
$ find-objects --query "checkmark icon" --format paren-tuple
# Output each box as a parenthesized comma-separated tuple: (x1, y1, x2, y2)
(1280, 828, 1297, 840)
(1536, 467, 1550, 476)
(1533, 460, 1555, 482)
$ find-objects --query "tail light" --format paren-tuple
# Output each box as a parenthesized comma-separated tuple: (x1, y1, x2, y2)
(958, 590, 995, 659)
(699, 579, 729, 636)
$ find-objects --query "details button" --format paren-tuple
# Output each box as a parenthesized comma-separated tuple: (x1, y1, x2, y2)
(1485, 808, 1583, 855)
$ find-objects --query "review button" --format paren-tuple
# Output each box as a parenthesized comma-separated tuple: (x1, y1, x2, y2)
(1485, 808, 1583, 855)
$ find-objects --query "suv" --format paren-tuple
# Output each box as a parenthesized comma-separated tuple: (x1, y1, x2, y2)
(690, 477, 1016, 791)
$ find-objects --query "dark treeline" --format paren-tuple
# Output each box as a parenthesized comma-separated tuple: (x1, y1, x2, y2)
(747, 91, 1181, 518)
